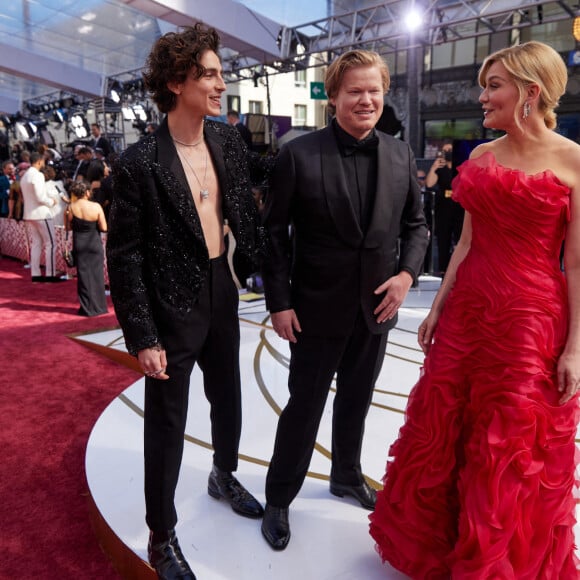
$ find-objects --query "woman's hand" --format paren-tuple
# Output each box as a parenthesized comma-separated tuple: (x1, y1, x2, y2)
(417, 310, 440, 355)
(557, 349, 580, 404)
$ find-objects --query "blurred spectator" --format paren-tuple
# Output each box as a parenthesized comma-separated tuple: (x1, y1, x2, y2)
(425, 141, 463, 274)
(87, 158, 113, 219)
(417, 169, 435, 274)
(90, 123, 111, 158)
(227, 110, 253, 149)
(20, 152, 62, 282)
(66, 180, 108, 316)
(0, 159, 15, 217)
(42, 165, 69, 227)
(8, 162, 29, 220)
(72, 145, 94, 181)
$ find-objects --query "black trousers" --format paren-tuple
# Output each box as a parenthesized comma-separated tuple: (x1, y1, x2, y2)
(144, 253, 241, 532)
(435, 200, 464, 273)
(265, 310, 388, 508)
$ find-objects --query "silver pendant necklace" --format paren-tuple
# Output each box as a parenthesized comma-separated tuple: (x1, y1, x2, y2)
(172, 135, 204, 147)
(175, 142, 209, 201)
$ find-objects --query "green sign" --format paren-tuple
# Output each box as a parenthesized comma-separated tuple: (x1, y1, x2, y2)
(310, 82, 327, 100)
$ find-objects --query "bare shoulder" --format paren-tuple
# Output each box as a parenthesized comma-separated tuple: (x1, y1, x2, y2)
(468, 137, 505, 160)
(550, 134, 580, 190)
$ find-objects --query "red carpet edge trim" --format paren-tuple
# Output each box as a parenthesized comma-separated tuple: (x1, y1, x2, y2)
(87, 492, 157, 580)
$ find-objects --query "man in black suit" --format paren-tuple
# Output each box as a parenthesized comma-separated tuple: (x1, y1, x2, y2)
(260, 49, 428, 551)
(107, 24, 266, 580)
(72, 145, 93, 181)
(227, 110, 253, 149)
(90, 123, 111, 159)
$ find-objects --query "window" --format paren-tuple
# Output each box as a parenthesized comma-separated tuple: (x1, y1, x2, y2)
(227, 95, 240, 112)
(248, 100, 263, 114)
(293, 104, 307, 127)
(431, 38, 476, 69)
(294, 69, 306, 88)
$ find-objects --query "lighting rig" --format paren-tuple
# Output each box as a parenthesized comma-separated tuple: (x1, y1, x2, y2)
(106, 73, 155, 134)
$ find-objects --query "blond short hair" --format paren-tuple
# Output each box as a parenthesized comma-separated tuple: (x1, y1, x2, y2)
(478, 41, 567, 130)
(325, 49, 390, 101)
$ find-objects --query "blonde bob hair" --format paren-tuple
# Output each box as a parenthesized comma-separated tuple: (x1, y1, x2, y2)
(478, 41, 567, 131)
(325, 49, 390, 102)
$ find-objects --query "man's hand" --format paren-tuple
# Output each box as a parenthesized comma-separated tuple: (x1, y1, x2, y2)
(271, 309, 302, 343)
(373, 271, 413, 324)
(138, 346, 169, 380)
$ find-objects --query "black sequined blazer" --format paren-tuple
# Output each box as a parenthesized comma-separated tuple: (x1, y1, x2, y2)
(106, 117, 266, 356)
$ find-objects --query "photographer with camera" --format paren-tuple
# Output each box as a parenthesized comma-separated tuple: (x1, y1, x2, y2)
(426, 139, 463, 274)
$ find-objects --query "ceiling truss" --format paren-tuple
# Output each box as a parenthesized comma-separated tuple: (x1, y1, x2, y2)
(222, 0, 580, 81)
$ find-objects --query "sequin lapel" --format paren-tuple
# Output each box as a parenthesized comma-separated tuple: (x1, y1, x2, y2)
(154, 119, 205, 242)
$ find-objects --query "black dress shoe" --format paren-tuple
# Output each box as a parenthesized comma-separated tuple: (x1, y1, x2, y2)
(148, 529, 196, 580)
(207, 464, 264, 518)
(261, 504, 290, 550)
(329, 479, 377, 510)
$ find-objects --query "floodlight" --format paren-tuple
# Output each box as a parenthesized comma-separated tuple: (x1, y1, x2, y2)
(133, 104, 148, 121)
(404, 8, 423, 32)
(109, 81, 123, 103)
(122, 107, 136, 121)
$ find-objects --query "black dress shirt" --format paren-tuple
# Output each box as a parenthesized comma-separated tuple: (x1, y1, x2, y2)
(332, 119, 378, 233)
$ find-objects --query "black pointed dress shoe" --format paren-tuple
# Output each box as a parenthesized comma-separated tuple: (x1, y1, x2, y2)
(148, 529, 196, 580)
(329, 479, 377, 510)
(207, 464, 264, 518)
(261, 504, 290, 550)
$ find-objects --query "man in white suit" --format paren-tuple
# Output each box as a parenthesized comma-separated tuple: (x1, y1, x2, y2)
(20, 152, 61, 282)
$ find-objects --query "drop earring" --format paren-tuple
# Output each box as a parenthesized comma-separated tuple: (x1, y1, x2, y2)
(522, 102, 531, 120)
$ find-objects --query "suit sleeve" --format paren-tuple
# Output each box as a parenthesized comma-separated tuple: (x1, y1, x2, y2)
(32, 172, 55, 207)
(261, 145, 295, 313)
(398, 145, 429, 281)
(106, 158, 160, 356)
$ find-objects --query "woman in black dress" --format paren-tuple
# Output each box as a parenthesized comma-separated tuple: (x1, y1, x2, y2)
(66, 181, 108, 316)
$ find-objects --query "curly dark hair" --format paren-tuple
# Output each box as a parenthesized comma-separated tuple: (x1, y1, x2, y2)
(69, 180, 89, 200)
(143, 23, 221, 114)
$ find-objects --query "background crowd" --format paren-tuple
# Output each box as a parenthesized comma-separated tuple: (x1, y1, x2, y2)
(0, 124, 112, 314)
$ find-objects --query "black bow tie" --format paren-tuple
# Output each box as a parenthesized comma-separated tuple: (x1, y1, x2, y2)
(344, 134, 379, 156)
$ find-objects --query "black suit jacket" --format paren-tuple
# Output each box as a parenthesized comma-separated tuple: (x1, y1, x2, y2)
(235, 122, 253, 149)
(262, 124, 428, 337)
(94, 136, 111, 158)
(107, 117, 266, 355)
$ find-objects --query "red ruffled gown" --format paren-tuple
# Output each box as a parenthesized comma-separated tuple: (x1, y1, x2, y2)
(369, 152, 579, 579)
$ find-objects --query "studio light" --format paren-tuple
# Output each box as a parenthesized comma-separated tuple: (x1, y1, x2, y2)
(109, 81, 122, 104)
(15, 121, 37, 140)
(121, 106, 136, 121)
(404, 8, 423, 33)
(70, 113, 89, 138)
(133, 104, 148, 121)
(53, 109, 67, 123)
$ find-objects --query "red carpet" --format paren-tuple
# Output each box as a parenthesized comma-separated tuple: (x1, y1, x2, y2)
(0, 257, 140, 579)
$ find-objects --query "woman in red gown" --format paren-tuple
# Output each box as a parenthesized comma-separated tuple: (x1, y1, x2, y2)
(370, 41, 580, 579)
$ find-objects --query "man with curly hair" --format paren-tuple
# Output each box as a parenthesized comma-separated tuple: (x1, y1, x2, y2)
(107, 24, 265, 580)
